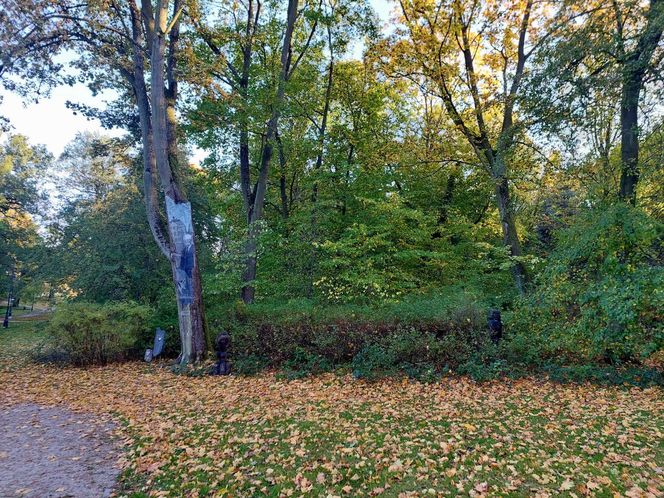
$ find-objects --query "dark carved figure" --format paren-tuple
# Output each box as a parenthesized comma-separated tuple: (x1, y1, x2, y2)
(213, 331, 231, 375)
(488, 309, 503, 344)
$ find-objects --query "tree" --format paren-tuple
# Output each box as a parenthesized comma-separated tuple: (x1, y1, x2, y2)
(0, 0, 207, 363)
(0, 134, 48, 303)
(41, 133, 168, 304)
(379, 0, 576, 294)
(190, 0, 323, 303)
(531, 0, 664, 205)
(613, 0, 664, 203)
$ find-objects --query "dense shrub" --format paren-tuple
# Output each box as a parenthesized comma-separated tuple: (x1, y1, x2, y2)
(282, 347, 332, 379)
(46, 301, 152, 366)
(351, 343, 398, 380)
(209, 294, 494, 379)
(508, 204, 663, 367)
(233, 354, 270, 376)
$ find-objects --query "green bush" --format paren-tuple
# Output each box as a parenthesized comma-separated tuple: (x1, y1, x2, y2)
(352, 344, 397, 380)
(542, 364, 664, 387)
(46, 301, 153, 366)
(282, 347, 332, 379)
(233, 354, 269, 376)
(509, 204, 663, 367)
(208, 295, 494, 379)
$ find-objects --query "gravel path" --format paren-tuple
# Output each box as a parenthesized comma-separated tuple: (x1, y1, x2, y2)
(0, 403, 122, 498)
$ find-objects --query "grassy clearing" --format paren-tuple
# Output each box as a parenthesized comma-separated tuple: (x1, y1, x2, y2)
(0, 322, 662, 497)
(0, 318, 50, 368)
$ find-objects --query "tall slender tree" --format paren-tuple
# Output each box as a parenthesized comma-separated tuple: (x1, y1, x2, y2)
(191, 0, 322, 303)
(0, 0, 208, 363)
(381, 0, 575, 294)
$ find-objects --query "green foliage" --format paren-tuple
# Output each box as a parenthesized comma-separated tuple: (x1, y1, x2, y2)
(315, 197, 444, 303)
(45, 301, 152, 366)
(350, 307, 494, 382)
(542, 364, 664, 387)
(0, 134, 49, 296)
(351, 344, 397, 380)
(233, 354, 269, 376)
(40, 133, 169, 304)
(209, 295, 493, 380)
(509, 204, 663, 365)
(282, 346, 332, 380)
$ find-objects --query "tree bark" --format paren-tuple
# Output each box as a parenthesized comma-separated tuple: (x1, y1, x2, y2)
(615, 0, 664, 204)
(165, 0, 206, 360)
(132, 0, 206, 364)
(241, 234, 258, 304)
(494, 174, 527, 295)
(618, 77, 641, 204)
(129, 0, 169, 259)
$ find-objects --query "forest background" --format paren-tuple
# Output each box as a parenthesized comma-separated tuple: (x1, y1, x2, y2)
(1, 0, 662, 381)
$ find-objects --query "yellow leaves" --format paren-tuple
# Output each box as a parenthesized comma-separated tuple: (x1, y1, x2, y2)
(146, 460, 166, 473)
(294, 474, 312, 493)
(559, 478, 574, 491)
(473, 481, 488, 494)
(0, 363, 662, 496)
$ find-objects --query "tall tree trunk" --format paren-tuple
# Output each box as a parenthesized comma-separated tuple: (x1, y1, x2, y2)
(241, 0, 299, 303)
(146, 0, 204, 365)
(165, 0, 206, 360)
(238, 4, 255, 303)
(615, 0, 664, 204)
(494, 173, 527, 295)
(129, 0, 169, 259)
(618, 75, 642, 204)
(241, 234, 258, 304)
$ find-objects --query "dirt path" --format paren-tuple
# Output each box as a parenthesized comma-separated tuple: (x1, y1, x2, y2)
(11, 307, 52, 322)
(0, 403, 122, 498)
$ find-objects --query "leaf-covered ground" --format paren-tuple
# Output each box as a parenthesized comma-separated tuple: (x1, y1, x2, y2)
(0, 324, 662, 497)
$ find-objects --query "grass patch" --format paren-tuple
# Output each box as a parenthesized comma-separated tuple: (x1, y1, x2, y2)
(0, 319, 50, 369)
(0, 321, 662, 497)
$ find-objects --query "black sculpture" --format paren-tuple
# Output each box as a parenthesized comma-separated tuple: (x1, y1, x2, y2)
(213, 331, 231, 375)
(488, 309, 503, 344)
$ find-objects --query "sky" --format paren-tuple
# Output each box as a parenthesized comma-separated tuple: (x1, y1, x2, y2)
(0, 0, 394, 158)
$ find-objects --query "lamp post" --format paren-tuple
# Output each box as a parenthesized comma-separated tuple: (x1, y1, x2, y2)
(3, 269, 14, 329)
(2, 291, 10, 329)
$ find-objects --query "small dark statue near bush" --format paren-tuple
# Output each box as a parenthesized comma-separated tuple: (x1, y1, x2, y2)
(488, 309, 502, 344)
(213, 331, 231, 375)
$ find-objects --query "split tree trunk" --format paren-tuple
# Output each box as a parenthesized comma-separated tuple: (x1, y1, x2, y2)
(128, 0, 206, 364)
